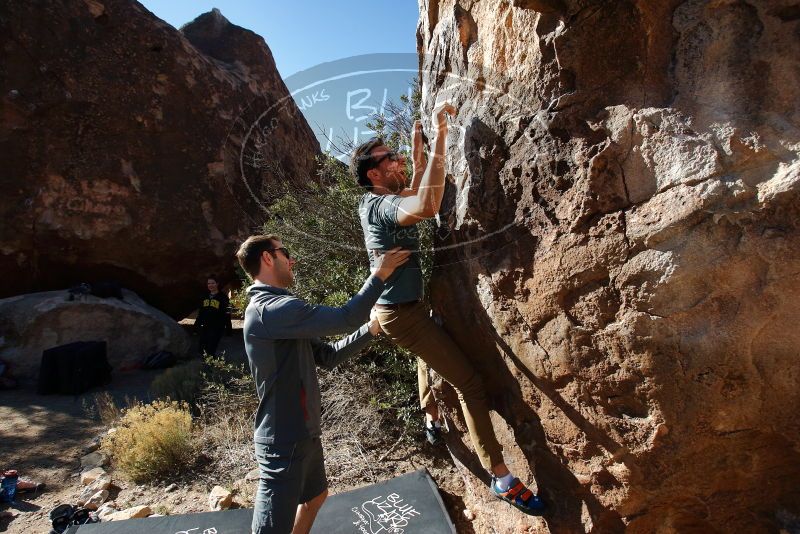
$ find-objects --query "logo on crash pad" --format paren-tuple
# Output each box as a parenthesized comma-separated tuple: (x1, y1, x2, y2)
(351, 492, 420, 533)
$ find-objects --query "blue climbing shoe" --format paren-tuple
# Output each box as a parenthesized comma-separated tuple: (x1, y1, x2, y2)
(492, 477, 546, 516)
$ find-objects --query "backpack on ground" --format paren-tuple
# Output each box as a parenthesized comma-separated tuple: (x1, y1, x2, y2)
(49, 503, 98, 533)
(142, 350, 177, 370)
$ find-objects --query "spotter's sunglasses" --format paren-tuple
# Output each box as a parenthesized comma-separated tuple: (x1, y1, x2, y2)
(265, 247, 291, 260)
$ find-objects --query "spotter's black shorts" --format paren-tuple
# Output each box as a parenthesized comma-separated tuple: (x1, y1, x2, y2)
(251, 436, 327, 534)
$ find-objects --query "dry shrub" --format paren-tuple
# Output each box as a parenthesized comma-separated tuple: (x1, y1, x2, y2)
(194, 357, 258, 480)
(318, 364, 411, 488)
(150, 359, 204, 403)
(102, 400, 194, 483)
(87, 391, 123, 424)
(191, 356, 417, 490)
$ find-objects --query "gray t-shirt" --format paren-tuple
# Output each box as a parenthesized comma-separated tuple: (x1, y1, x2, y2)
(359, 192, 423, 304)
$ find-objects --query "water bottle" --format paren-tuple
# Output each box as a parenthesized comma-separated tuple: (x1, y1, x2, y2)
(1, 470, 18, 503)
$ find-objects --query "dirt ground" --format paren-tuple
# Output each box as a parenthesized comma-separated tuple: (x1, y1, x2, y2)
(0, 324, 477, 534)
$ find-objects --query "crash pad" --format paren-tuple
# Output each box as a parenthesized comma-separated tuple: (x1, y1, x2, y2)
(66, 469, 455, 533)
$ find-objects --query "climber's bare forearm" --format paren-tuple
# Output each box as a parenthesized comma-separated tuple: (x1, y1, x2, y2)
(418, 126, 447, 210)
(396, 103, 456, 226)
(409, 170, 424, 193)
(409, 119, 427, 194)
(397, 125, 448, 224)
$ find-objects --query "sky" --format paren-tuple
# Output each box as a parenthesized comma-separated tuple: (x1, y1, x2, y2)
(138, 0, 421, 78)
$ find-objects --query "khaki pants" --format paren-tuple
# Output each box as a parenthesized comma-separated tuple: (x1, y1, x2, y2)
(417, 358, 436, 413)
(375, 301, 504, 470)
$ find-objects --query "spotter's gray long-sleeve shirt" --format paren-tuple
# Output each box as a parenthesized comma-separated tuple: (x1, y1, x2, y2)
(243, 275, 385, 446)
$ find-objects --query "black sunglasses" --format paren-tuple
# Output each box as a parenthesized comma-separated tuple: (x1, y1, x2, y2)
(370, 150, 402, 167)
(265, 247, 291, 260)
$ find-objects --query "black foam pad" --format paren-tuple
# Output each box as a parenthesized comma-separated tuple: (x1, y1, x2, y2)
(67, 469, 455, 534)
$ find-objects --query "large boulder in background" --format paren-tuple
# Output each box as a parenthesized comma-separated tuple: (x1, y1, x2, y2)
(418, 0, 800, 532)
(0, 1, 319, 317)
(0, 289, 189, 380)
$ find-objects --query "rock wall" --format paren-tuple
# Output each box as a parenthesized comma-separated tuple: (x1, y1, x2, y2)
(418, 1, 800, 532)
(0, 1, 318, 316)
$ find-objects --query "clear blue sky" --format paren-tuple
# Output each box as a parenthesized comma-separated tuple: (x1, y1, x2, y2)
(138, 0, 421, 78)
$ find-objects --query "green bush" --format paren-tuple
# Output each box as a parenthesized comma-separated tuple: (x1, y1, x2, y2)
(229, 264, 250, 317)
(102, 400, 194, 483)
(149, 359, 204, 404)
(194, 356, 258, 474)
(200, 354, 255, 400)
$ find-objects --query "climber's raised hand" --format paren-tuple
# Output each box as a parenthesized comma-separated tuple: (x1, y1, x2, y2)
(434, 102, 457, 130)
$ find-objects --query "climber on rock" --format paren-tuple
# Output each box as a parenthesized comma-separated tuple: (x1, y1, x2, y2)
(351, 103, 547, 516)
